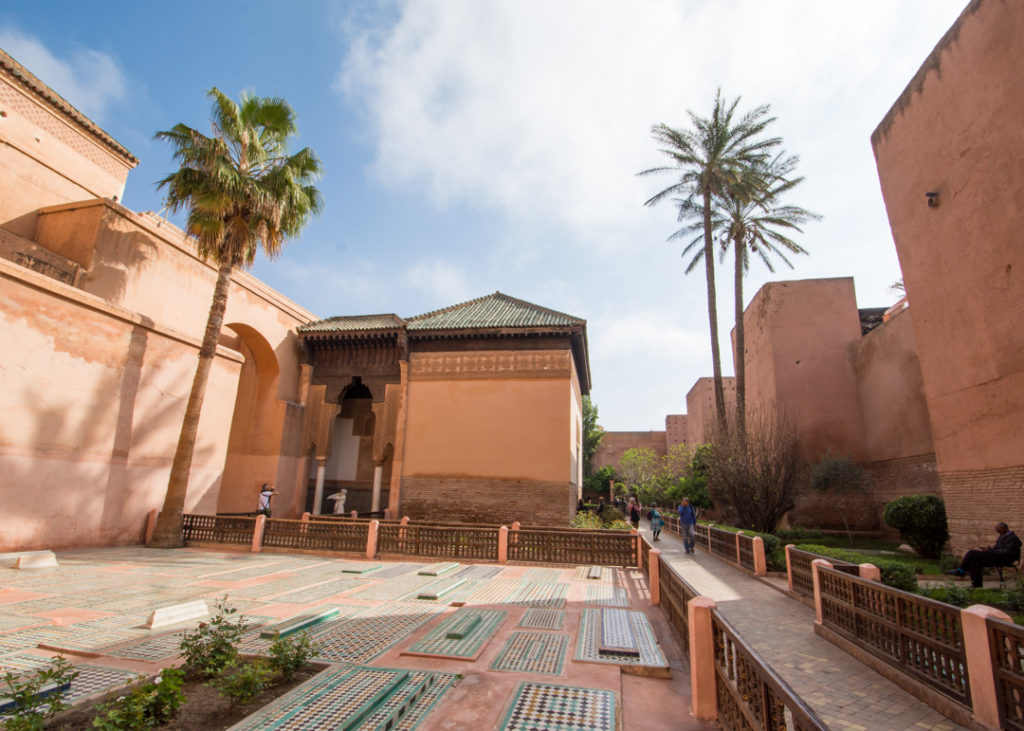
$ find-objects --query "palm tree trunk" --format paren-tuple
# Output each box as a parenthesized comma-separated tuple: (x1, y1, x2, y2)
(150, 259, 236, 547)
(734, 233, 746, 438)
(702, 188, 727, 431)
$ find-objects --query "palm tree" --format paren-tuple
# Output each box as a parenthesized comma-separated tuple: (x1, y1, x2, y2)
(673, 155, 819, 436)
(149, 88, 323, 547)
(639, 90, 779, 430)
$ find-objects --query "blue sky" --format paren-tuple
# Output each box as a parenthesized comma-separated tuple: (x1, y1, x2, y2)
(1, 1, 967, 430)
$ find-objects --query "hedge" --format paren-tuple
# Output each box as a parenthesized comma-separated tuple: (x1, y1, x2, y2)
(795, 543, 918, 592)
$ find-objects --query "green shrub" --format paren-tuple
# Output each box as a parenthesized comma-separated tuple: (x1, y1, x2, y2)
(91, 668, 185, 729)
(883, 495, 949, 559)
(775, 527, 825, 542)
(213, 659, 275, 706)
(1, 656, 79, 731)
(179, 598, 250, 678)
(795, 544, 919, 592)
(267, 632, 318, 681)
(1002, 579, 1024, 614)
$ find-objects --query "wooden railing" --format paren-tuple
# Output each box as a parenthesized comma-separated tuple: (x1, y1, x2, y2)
(817, 565, 970, 706)
(262, 518, 368, 553)
(788, 548, 859, 600)
(695, 523, 709, 545)
(737, 532, 755, 572)
(377, 523, 499, 561)
(508, 528, 636, 566)
(709, 525, 737, 562)
(181, 514, 256, 545)
(658, 551, 699, 655)
(640, 535, 652, 575)
(987, 615, 1024, 730)
(713, 611, 828, 730)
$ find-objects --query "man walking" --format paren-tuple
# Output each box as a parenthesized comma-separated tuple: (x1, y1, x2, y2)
(678, 497, 699, 554)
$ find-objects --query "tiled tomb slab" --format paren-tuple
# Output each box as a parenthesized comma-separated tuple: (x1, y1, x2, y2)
(508, 582, 568, 609)
(444, 578, 519, 605)
(402, 608, 507, 660)
(228, 664, 456, 731)
(0, 652, 54, 675)
(64, 665, 143, 705)
(572, 565, 613, 582)
(519, 608, 565, 630)
(584, 585, 629, 608)
(310, 604, 443, 664)
(414, 576, 468, 601)
(597, 608, 639, 657)
(338, 562, 381, 574)
(346, 574, 435, 602)
(418, 562, 460, 576)
(522, 568, 564, 583)
(366, 563, 427, 579)
(575, 609, 667, 674)
(499, 681, 616, 731)
(490, 631, 569, 676)
(270, 579, 361, 603)
(453, 565, 503, 581)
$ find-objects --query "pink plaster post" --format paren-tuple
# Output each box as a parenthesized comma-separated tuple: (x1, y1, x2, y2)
(511, 521, 520, 531)
(785, 545, 795, 592)
(688, 597, 718, 721)
(962, 604, 1012, 730)
(301, 512, 310, 522)
(350, 510, 358, 519)
(144, 509, 158, 546)
(384, 508, 392, 520)
(366, 519, 380, 559)
(498, 526, 509, 564)
(735, 531, 743, 565)
(649, 548, 661, 605)
(752, 536, 767, 575)
(858, 563, 881, 582)
(251, 515, 266, 553)
(401, 516, 410, 525)
(811, 558, 833, 625)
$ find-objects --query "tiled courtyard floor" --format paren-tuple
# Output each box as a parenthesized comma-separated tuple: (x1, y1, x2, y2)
(0, 547, 710, 730)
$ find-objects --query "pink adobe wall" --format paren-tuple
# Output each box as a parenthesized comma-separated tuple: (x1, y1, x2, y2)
(871, 0, 1024, 552)
(591, 431, 667, 473)
(684, 377, 735, 445)
(0, 68, 132, 240)
(665, 414, 687, 449)
(0, 258, 241, 551)
(742, 278, 867, 460)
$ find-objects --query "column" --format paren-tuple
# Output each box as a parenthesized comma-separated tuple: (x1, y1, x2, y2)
(312, 457, 327, 515)
(688, 597, 717, 721)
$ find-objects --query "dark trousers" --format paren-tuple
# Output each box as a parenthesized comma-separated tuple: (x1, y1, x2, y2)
(960, 549, 1009, 587)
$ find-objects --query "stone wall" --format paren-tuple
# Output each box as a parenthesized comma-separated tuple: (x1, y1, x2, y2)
(400, 477, 576, 526)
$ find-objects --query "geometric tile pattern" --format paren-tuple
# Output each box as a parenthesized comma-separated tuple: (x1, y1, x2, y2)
(0, 628, 73, 652)
(230, 664, 456, 731)
(500, 682, 615, 731)
(519, 608, 564, 630)
(508, 583, 568, 609)
(0, 652, 54, 675)
(404, 608, 507, 660)
(522, 568, 564, 583)
(0, 614, 44, 631)
(346, 575, 435, 602)
(109, 630, 189, 661)
(572, 566, 612, 582)
(575, 609, 666, 668)
(270, 580, 359, 603)
(453, 579, 519, 605)
(598, 609, 638, 656)
(311, 605, 443, 664)
(37, 629, 146, 654)
(583, 585, 629, 608)
(64, 665, 143, 705)
(490, 631, 568, 676)
(454, 565, 504, 581)
(367, 563, 426, 579)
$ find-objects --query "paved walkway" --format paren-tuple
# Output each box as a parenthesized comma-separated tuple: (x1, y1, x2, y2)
(644, 525, 966, 730)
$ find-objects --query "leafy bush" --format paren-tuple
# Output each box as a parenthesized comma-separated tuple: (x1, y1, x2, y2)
(701, 521, 785, 571)
(91, 668, 185, 729)
(796, 544, 919, 592)
(571, 507, 630, 531)
(775, 527, 825, 542)
(213, 659, 274, 706)
(267, 632, 318, 681)
(179, 598, 250, 678)
(883, 495, 949, 559)
(1, 656, 79, 731)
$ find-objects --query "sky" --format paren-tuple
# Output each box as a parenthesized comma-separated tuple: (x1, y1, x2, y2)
(0, 1, 969, 430)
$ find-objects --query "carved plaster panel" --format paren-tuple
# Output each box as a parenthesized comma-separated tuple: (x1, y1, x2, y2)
(409, 350, 571, 381)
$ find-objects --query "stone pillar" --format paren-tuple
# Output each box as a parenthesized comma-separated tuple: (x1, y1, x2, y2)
(688, 597, 717, 721)
(251, 515, 266, 553)
(371, 460, 384, 513)
(649, 548, 661, 605)
(366, 519, 380, 559)
(858, 563, 881, 582)
(312, 458, 327, 515)
(498, 526, 509, 564)
(785, 545, 795, 593)
(145, 509, 159, 546)
(811, 558, 833, 626)
(962, 604, 1012, 730)
(752, 536, 766, 575)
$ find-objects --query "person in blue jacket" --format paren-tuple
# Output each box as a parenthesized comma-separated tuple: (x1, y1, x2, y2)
(678, 497, 699, 554)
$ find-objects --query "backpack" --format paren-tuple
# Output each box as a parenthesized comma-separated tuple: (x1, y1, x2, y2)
(646, 509, 653, 521)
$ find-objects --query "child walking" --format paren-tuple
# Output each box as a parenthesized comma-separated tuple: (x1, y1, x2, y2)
(650, 503, 664, 542)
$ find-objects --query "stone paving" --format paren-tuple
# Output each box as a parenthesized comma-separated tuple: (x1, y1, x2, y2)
(647, 525, 967, 730)
(0, 547, 707, 730)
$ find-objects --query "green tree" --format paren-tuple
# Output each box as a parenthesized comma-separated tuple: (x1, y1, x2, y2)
(150, 89, 323, 547)
(640, 90, 779, 431)
(618, 447, 660, 502)
(672, 153, 818, 436)
(582, 395, 604, 476)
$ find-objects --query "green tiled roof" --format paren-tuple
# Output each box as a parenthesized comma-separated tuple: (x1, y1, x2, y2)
(299, 314, 404, 334)
(407, 292, 584, 331)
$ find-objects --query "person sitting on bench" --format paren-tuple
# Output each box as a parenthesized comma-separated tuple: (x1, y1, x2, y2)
(945, 522, 1022, 587)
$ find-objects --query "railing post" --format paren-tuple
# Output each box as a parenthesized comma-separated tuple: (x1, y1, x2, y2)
(350, 510, 358, 519)
(301, 512, 310, 522)
(366, 519, 380, 559)
(251, 515, 266, 553)
(649, 549, 661, 605)
(706, 525, 712, 551)
(498, 526, 509, 564)
(735, 530, 743, 564)
(632, 528, 641, 569)
(688, 596, 718, 721)
(752, 536, 766, 575)
(962, 604, 1011, 730)
(145, 509, 158, 546)
(785, 544, 795, 592)
(401, 516, 410, 525)
(858, 563, 880, 582)
(811, 559, 833, 625)
(384, 508, 392, 520)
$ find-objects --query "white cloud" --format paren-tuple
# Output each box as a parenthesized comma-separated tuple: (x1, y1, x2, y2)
(0, 28, 126, 124)
(401, 259, 472, 303)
